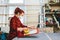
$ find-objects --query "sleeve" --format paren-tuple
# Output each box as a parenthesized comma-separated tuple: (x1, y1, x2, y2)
(10, 18, 17, 30)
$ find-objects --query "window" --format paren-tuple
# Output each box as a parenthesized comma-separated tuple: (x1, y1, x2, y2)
(9, 0, 23, 3)
(9, 0, 24, 16)
(0, 0, 24, 33)
(9, 6, 25, 17)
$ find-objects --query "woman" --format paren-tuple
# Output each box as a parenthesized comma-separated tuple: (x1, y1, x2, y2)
(7, 7, 28, 40)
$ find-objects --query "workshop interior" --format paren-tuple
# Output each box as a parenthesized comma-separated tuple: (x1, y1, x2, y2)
(0, 0, 60, 40)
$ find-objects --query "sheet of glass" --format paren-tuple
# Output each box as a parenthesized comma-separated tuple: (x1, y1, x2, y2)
(9, 6, 25, 14)
(0, 7, 4, 14)
(0, 16, 3, 23)
(9, 0, 23, 3)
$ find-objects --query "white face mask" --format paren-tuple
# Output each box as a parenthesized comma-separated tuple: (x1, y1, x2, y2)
(19, 16, 24, 23)
(20, 16, 23, 19)
(18, 16, 23, 18)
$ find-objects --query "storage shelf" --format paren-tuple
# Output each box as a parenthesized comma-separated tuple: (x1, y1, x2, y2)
(45, 2, 60, 30)
(46, 23, 57, 27)
(49, 3, 60, 6)
(45, 12, 60, 15)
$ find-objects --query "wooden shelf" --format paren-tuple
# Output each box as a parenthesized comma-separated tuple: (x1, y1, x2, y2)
(45, 2, 60, 28)
(45, 12, 60, 15)
(45, 12, 54, 14)
(46, 23, 57, 27)
(49, 3, 60, 6)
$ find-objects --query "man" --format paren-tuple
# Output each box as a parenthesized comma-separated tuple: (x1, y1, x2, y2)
(7, 7, 27, 40)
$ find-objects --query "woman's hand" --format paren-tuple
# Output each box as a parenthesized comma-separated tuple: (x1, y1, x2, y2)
(17, 28, 23, 31)
(17, 27, 28, 31)
(27, 26, 35, 29)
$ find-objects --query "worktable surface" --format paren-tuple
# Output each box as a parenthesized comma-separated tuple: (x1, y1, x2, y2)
(13, 32, 60, 40)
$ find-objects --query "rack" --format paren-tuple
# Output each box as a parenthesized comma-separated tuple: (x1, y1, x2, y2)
(49, 3, 60, 6)
(45, 1, 60, 32)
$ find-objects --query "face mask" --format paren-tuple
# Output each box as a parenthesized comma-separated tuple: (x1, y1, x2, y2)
(19, 16, 24, 23)
(20, 16, 23, 19)
(18, 16, 22, 18)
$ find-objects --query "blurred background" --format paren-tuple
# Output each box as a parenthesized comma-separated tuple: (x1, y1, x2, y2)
(0, 0, 60, 40)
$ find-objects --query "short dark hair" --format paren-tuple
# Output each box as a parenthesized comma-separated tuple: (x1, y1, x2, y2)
(14, 7, 24, 14)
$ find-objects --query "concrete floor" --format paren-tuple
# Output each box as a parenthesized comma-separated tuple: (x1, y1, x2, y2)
(13, 32, 60, 40)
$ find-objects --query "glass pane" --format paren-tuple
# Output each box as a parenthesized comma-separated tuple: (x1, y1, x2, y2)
(0, 0, 8, 4)
(0, 16, 3, 23)
(0, 7, 4, 14)
(0, 7, 8, 14)
(9, 0, 23, 3)
(2, 16, 8, 23)
(9, 6, 25, 23)
(1, 25, 9, 33)
(9, 6, 25, 15)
